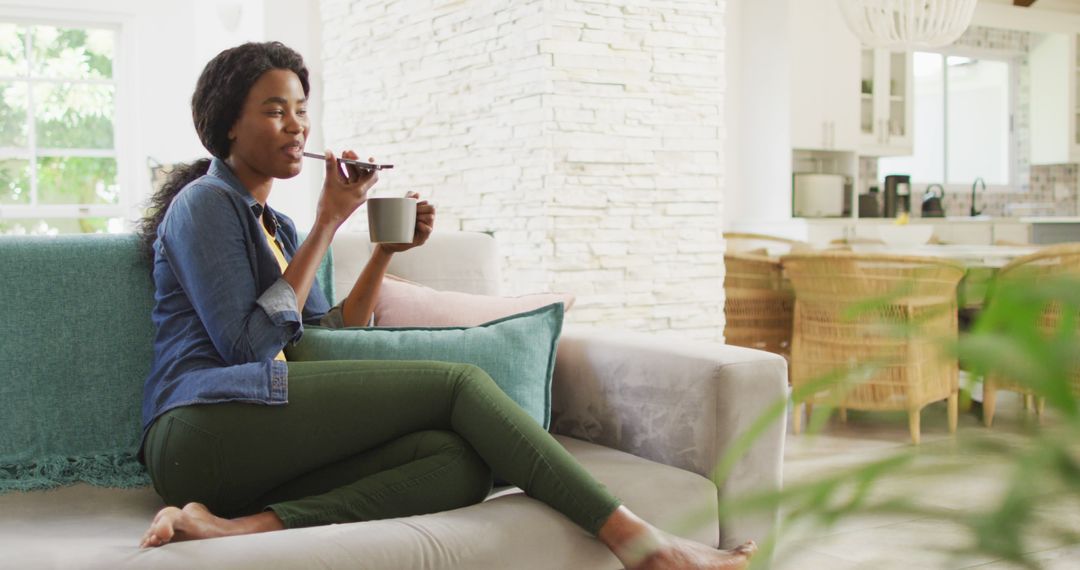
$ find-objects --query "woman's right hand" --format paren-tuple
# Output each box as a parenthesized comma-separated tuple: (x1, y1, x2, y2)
(316, 149, 378, 230)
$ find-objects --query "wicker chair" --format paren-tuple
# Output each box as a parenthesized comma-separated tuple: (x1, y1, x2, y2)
(782, 252, 966, 444)
(983, 243, 1080, 427)
(723, 233, 806, 358)
(724, 252, 795, 356)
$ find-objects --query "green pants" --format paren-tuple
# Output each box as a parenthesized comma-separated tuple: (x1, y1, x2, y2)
(144, 360, 621, 534)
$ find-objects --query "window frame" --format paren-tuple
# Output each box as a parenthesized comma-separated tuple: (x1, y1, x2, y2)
(888, 46, 1021, 195)
(0, 7, 136, 231)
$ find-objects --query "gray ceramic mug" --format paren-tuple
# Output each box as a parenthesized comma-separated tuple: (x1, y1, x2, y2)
(366, 197, 417, 243)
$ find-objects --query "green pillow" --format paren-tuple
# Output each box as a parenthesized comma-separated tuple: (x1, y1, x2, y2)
(285, 303, 564, 428)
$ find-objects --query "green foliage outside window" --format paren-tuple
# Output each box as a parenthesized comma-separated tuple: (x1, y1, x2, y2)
(0, 22, 120, 235)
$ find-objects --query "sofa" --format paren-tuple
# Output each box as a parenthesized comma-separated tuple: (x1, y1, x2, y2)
(0, 230, 787, 569)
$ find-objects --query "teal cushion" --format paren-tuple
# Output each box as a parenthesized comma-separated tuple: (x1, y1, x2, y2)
(285, 303, 565, 428)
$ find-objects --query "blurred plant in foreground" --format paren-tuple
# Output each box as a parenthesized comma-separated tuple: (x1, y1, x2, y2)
(706, 272, 1080, 569)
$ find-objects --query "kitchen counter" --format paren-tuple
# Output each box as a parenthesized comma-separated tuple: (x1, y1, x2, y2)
(1018, 216, 1080, 223)
(793, 217, 1080, 246)
(801, 216, 1080, 224)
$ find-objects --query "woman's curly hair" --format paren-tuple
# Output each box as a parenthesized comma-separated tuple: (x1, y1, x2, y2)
(136, 41, 309, 263)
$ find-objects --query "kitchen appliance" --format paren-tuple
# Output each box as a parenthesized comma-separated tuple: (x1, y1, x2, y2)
(883, 174, 911, 218)
(793, 173, 846, 217)
(921, 184, 946, 218)
(858, 187, 881, 217)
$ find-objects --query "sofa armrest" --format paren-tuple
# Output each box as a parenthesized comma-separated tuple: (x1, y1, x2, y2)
(550, 325, 787, 549)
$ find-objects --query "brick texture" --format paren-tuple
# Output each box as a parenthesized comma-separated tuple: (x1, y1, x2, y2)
(321, 0, 726, 340)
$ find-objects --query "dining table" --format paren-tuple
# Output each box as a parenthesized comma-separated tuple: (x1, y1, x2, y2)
(846, 243, 1042, 309)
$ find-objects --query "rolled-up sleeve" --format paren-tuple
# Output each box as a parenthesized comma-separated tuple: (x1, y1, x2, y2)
(258, 278, 302, 327)
(161, 184, 302, 364)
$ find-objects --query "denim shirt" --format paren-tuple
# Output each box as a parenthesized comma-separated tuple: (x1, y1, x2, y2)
(140, 158, 343, 458)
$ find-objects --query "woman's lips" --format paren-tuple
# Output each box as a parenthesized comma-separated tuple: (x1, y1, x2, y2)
(282, 143, 303, 161)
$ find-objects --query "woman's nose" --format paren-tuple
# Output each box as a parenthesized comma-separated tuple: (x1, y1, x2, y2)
(285, 112, 306, 133)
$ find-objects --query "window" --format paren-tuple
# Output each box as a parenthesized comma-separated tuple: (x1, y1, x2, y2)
(0, 21, 123, 235)
(880, 51, 1015, 188)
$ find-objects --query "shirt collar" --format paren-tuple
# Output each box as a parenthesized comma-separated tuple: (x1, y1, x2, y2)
(208, 157, 278, 232)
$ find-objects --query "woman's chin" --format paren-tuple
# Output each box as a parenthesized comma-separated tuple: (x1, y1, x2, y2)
(275, 163, 303, 179)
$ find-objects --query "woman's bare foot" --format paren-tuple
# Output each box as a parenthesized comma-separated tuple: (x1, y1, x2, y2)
(598, 506, 756, 570)
(634, 537, 756, 570)
(139, 502, 284, 548)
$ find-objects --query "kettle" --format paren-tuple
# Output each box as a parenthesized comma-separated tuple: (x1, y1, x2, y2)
(921, 184, 946, 218)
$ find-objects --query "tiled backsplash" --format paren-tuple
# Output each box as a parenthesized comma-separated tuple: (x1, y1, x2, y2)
(939, 163, 1079, 218)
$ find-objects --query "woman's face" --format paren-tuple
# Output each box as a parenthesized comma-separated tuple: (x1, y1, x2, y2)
(227, 68, 309, 180)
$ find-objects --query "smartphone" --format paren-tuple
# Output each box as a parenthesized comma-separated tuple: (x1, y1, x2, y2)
(303, 152, 394, 171)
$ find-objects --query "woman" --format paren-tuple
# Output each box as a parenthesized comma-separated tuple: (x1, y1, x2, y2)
(136, 41, 755, 570)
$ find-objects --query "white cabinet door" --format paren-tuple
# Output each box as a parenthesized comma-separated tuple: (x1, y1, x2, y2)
(992, 223, 1031, 245)
(933, 223, 993, 245)
(789, 0, 826, 150)
(859, 49, 913, 156)
(820, 0, 861, 152)
(1029, 33, 1080, 165)
(789, 0, 859, 151)
(881, 50, 913, 153)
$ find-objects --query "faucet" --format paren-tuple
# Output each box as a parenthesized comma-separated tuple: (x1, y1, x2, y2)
(970, 177, 986, 217)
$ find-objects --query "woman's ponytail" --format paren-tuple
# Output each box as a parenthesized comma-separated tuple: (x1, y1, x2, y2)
(136, 158, 211, 263)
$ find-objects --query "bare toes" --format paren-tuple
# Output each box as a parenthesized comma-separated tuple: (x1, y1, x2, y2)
(141, 506, 182, 548)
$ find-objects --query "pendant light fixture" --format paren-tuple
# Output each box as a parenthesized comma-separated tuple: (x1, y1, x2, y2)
(836, 0, 979, 50)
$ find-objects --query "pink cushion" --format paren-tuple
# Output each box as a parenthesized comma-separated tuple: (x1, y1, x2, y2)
(374, 274, 575, 327)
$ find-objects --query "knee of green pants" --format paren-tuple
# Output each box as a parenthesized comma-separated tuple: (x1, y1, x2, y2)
(413, 430, 493, 507)
(144, 411, 226, 510)
(453, 363, 498, 392)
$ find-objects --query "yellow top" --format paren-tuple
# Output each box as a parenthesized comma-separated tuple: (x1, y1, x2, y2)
(261, 219, 289, 362)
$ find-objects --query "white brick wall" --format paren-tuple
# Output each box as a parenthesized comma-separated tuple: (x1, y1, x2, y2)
(321, 0, 726, 341)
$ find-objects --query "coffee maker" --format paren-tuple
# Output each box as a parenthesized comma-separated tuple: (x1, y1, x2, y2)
(883, 174, 911, 218)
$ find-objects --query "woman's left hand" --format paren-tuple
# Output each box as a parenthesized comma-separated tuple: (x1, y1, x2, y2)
(377, 191, 435, 254)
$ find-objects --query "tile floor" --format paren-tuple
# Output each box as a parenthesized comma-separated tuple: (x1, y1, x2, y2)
(772, 392, 1080, 570)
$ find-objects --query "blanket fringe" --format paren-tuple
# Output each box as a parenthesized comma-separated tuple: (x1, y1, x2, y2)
(0, 452, 150, 494)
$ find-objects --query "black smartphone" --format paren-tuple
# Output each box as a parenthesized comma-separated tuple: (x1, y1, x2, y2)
(303, 152, 394, 171)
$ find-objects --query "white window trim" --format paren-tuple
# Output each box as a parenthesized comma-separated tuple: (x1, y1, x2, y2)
(0, 6, 137, 231)
(906, 45, 1021, 195)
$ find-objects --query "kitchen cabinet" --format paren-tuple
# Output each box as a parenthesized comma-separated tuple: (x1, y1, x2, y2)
(933, 222, 993, 245)
(859, 49, 914, 156)
(1030, 33, 1080, 165)
(788, 0, 860, 152)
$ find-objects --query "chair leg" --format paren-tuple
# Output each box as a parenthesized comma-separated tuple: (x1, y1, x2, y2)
(838, 407, 848, 423)
(948, 391, 959, 434)
(1037, 397, 1046, 424)
(908, 409, 921, 444)
(792, 402, 803, 435)
(805, 403, 814, 426)
(983, 382, 997, 428)
(1024, 394, 1034, 412)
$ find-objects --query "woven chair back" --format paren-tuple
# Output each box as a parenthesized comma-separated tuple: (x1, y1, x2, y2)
(724, 252, 794, 355)
(782, 252, 965, 410)
(991, 243, 1080, 395)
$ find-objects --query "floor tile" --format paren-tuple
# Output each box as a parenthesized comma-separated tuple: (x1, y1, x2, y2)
(778, 392, 1080, 569)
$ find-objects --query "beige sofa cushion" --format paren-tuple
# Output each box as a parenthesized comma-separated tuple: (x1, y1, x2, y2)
(331, 231, 502, 301)
(0, 437, 718, 570)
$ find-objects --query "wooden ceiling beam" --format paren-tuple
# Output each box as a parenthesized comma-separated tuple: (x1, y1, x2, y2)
(1014, 0, 1037, 6)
